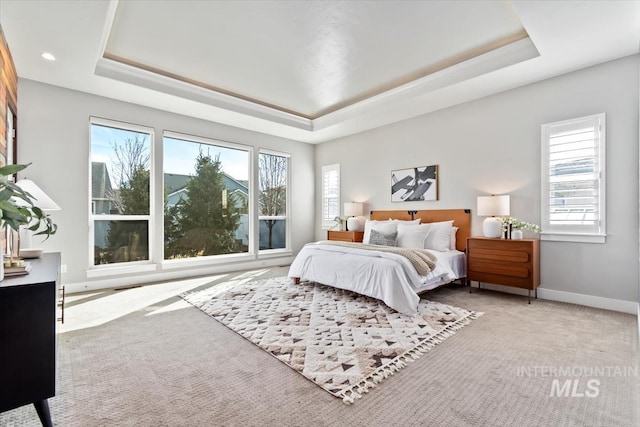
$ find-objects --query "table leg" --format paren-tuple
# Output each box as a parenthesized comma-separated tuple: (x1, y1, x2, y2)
(34, 400, 53, 427)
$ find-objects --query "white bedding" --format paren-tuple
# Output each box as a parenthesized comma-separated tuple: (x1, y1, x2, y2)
(288, 242, 464, 315)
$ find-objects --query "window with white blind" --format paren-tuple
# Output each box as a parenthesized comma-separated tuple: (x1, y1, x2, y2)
(321, 164, 340, 229)
(541, 113, 606, 243)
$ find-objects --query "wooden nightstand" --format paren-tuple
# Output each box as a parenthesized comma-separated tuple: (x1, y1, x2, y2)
(466, 237, 540, 303)
(328, 230, 364, 242)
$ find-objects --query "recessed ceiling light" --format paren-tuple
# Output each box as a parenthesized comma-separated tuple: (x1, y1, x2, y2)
(41, 52, 56, 61)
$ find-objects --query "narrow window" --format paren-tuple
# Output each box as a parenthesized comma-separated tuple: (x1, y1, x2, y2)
(541, 113, 605, 243)
(258, 150, 289, 251)
(321, 164, 340, 229)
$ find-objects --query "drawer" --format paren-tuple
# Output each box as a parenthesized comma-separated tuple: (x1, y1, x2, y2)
(468, 247, 530, 263)
(467, 260, 531, 279)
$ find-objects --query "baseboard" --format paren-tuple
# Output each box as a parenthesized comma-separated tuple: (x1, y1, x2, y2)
(65, 256, 294, 294)
(469, 282, 637, 314)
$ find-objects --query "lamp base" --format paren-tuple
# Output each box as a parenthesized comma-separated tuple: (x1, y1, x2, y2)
(482, 217, 503, 238)
(346, 216, 361, 231)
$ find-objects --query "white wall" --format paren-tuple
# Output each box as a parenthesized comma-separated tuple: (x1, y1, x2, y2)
(17, 79, 314, 289)
(316, 55, 639, 305)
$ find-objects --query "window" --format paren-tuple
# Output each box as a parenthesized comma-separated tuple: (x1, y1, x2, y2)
(258, 150, 290, 250)
(90, 117, 152, 266)
(541, 113, 605, 243)
(321, 164, 340, 229)
(163, 131, 250, 260)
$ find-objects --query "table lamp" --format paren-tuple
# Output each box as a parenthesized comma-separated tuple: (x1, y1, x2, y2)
(16, 179, 61, 258)
(477, 195, 509, 238)
(344, 202, 363, 231)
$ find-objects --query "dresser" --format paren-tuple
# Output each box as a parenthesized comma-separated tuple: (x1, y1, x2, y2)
(0, 253, 61, 427)
(327, 230, 364, 242)
(466, 237, 540, 303)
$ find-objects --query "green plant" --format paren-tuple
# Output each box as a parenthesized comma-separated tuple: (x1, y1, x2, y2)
(501, 217, 541, 233)
(0, 163, 57, 239)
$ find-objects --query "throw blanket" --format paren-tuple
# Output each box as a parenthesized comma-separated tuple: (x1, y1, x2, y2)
(310, 240, 437, 276)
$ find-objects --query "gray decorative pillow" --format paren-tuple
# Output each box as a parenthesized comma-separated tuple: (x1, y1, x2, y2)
(369, 229, 397, 246)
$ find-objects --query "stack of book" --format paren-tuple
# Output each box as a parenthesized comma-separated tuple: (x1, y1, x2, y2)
(5, 262, 31, 277)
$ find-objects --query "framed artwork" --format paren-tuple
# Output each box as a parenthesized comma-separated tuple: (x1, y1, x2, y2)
(391, 164, 438, 202)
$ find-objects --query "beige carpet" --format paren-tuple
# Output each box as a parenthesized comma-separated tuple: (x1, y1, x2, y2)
(1, 267, 638, 426)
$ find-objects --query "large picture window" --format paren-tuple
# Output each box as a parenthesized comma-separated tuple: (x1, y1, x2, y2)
(163, 132, 250, 260)
(90, 118, 152, 266)
(258, 150, 289, 250)
(541, 113, 606, 243)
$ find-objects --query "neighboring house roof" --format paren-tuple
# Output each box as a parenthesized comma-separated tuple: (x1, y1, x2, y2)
(92, 164, 248, 202)
(164, 173, 192, 196)
(92, 162, 113, 199)
(164, 172, 248, 197)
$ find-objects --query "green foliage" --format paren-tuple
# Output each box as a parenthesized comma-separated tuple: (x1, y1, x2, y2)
(118, 167, 150, 215)
(501, 217, 542, 233)
(0, 163, 57, 239)
(104, 136, 150, 263)
(166, 152, 242, 257)
(163, 202, 182, 259)
(106, 167, 150, 260)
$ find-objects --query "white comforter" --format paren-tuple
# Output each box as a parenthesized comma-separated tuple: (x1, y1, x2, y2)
(288, 242, 457, 315)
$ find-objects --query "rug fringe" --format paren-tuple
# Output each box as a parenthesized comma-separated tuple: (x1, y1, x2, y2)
(338, 311, 483, 404)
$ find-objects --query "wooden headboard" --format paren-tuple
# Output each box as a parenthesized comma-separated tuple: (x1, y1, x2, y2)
(370, 209, 471, 252)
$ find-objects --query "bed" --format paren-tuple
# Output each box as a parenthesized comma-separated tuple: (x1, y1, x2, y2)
(288, 209, 471, 315)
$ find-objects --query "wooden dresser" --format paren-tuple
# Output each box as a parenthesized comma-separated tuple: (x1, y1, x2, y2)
(327, 230, 364, 242)
(0, 253, 61, 427)
(466, 237, 540, 303)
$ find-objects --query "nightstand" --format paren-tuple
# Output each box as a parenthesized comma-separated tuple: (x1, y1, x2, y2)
(466, 237, 540, 303)
(327, 230, 364, 243)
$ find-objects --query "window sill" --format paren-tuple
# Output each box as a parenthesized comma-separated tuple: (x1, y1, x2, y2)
(258, 249, 293, 259)
(540, 232, 606, 244)
(162, 252, 256, 270)
(87, 263, 157, 278)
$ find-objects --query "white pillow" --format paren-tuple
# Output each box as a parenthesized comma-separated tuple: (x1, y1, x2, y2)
(450, 226, 459, 251)
(423, 220, 454, 252)
(396, 223, 431, 249)
(390, 218, 421, 225)
(363, 220, 396, 244)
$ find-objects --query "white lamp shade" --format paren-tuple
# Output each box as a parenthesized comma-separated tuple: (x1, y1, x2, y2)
(344, 202, 363, 217)
(477, 195, 510, 217)
(15, 179, 61, 211)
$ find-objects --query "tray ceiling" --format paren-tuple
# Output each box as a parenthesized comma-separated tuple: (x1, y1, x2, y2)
(104, 1, 528, 119)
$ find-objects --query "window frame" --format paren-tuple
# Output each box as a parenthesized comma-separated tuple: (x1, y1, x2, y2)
(321, 163, 340, 230)
(88, 117, 155, 271)
(258, 148, 291, 254)
(540, 113, 606, 243)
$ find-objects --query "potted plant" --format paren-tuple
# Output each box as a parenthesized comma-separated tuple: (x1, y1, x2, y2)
(0, 163, 57, 278)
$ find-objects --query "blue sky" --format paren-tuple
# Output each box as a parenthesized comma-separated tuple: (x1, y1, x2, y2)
(91, 124, 249, 188)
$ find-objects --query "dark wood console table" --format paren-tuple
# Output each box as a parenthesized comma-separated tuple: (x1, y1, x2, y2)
(0, 253, 61, 427)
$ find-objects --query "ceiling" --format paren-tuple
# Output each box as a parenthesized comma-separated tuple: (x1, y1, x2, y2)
(0, 1, 638, 144)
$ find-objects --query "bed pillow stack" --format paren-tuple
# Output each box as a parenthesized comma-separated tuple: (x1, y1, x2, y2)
(363, 219, 456, 251)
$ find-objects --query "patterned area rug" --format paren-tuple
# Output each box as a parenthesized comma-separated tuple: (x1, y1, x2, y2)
(182, 276, 481, 403)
